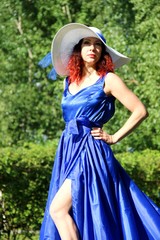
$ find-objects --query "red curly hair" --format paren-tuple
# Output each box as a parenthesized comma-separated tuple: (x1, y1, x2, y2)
(67, 39, 114, 84)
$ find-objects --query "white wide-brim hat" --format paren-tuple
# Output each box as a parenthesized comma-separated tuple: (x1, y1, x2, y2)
(51, 23, 131, 76)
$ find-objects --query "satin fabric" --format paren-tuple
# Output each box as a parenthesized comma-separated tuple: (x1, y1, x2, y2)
(40, 76, 160, 240)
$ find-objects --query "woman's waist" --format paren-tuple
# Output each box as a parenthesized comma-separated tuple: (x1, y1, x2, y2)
(65, 116, 103, 135)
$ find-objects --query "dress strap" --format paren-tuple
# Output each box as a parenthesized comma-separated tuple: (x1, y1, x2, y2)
(64, 77, 69, 91)
(98, 73, 108, 87)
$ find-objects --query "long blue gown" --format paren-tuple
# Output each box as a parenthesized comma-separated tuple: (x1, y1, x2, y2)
(40, 76, 160, 240)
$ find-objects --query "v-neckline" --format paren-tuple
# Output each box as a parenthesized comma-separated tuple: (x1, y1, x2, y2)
(67, 77, 103, 96)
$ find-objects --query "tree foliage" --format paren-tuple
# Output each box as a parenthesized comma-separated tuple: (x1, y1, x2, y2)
(0, 0, 159, 151)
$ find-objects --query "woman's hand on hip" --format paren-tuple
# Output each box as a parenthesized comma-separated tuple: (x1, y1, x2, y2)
(91, 127, 117, 145)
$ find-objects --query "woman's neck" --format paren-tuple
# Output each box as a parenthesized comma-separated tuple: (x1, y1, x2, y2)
(82, 65, 97, 78)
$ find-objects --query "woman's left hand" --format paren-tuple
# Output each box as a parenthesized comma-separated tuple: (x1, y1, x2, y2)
(91, 127, 116, 145)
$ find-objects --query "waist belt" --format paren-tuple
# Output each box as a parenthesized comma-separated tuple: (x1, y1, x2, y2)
(65, 117, 103, 135)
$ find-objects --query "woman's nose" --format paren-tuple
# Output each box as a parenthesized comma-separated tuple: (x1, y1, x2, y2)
(90, 44, 95, 50)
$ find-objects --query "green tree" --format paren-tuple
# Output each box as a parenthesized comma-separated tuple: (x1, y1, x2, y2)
(110, 0, 160, 152)
(0, 0, 159, 151)
(0, 0, 65, 146)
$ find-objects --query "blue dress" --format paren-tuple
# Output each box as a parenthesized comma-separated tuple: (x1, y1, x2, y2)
(40, 76, 160, 240)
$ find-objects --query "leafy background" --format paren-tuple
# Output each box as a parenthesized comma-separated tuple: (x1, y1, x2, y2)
(0, 0, 160, 239)
(0, 0, 159, 151)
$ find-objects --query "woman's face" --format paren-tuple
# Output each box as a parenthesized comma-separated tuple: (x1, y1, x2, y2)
(81, 37, 102, 66)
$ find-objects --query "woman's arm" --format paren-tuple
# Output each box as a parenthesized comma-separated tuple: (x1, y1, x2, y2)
(91, 72, 148, 144)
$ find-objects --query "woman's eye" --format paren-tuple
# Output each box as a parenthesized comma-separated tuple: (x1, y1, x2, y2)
(95, 42, 102, 46)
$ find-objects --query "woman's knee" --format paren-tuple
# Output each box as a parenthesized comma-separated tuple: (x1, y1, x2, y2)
(49, 201, 60, 221)
(49, 200, 68, 221)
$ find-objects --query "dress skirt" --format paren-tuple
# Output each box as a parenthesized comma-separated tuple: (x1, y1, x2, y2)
(40, 119, 160, 240)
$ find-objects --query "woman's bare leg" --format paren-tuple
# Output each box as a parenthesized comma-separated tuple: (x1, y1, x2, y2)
(49, 179, 79, 240)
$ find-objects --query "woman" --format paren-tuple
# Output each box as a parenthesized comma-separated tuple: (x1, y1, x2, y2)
(39, 23, 160, 240)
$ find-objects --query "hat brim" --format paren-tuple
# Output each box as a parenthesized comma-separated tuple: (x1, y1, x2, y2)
(51, 23, 131, 76)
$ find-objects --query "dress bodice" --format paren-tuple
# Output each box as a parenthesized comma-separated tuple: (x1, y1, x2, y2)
(62, 75, 115, 126)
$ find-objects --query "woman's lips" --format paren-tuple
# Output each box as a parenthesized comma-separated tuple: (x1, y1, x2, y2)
(87, 54, 96, 58)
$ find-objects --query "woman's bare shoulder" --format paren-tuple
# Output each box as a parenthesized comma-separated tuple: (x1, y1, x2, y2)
(104, 72, 125, 95)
